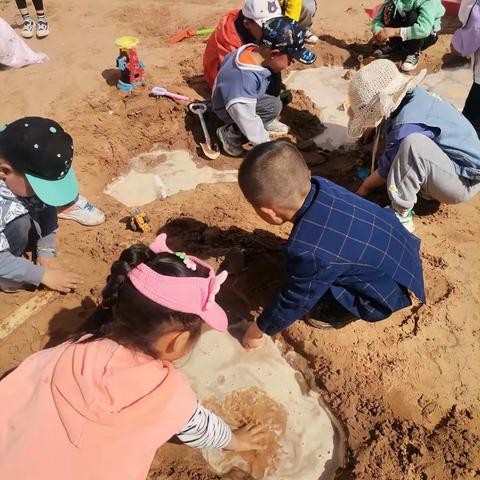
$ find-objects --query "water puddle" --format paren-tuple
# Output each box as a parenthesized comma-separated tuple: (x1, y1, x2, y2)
(286, 65, 472, 151)
(104, 149, 237, 207)
(181, 326, 343, 479)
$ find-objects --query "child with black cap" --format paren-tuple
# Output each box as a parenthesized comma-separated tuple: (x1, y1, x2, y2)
(0, 117, 83, 293)
(212, 16, 311, 157)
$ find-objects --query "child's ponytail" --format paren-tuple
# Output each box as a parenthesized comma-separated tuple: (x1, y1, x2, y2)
(70, 243, 207, 358)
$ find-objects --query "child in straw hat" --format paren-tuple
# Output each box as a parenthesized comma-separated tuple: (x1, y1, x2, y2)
(351, 60, 480, 233)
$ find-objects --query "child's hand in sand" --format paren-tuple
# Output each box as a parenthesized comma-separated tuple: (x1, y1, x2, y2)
(41, 267, 83, 293)
(242, 322, 266, 350)
(226, 422, 269, 452)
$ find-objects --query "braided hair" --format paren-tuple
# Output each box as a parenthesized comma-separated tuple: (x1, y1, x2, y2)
(70, 244, 209, 358)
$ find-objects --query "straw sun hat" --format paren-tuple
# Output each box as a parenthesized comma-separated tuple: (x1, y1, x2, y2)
(347, 59, 427, 138)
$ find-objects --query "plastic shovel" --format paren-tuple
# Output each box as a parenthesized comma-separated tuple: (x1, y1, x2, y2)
(169, 27, 214, 44)
(151, 87, 194, 104)
(189, 102, 220, 160)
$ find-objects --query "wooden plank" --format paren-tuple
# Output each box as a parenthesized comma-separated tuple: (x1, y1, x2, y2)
(0, 291, 57, 341)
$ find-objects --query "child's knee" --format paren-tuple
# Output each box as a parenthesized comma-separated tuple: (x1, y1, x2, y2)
(398, 133, 435, 157)
(3, 215, 31, 257)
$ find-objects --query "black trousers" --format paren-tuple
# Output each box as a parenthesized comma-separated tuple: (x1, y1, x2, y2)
(382, 1, 438, 54)
(463, 82, 480, 139)
(15, 0, 44, 11)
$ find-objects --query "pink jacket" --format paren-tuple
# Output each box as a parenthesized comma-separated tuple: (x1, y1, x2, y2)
(0, 339, 196, 480)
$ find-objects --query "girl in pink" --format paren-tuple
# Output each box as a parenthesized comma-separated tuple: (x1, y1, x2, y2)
(0, 234, 267, 480)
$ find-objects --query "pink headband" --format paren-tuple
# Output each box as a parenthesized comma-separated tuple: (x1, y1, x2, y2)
(127, 234, 228, 332)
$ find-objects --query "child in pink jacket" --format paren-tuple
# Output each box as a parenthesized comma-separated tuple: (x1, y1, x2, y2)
(452, 0, 480, 137)
(0, 234, 267, 480)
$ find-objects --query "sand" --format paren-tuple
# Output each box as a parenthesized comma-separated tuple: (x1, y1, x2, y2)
(0, 0, 479, 479)
(105, 149, 237, 207)
(181, 327, 342, 479)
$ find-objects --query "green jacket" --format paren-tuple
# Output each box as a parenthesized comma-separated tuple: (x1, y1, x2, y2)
(372, 0, 445, 40)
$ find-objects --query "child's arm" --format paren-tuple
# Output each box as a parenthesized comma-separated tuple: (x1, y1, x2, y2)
(249, 250, 341, 337)
(452, 1, 480, 56)
(227, 101, 270, 146)
(282, 0, 303, 22)
(177, 403, 267, 451)
(0, 250, 45, 286)
(356, 169, 386, 197)
(398, 0, 442, 40)
(372, 3, 387, 33)
(357, 123, 440, 197)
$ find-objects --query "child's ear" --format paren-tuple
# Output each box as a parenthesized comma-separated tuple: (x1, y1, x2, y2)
(257, 206, 284, 225)
(167, 330, 191, 354)
(0, 159, 13, 180)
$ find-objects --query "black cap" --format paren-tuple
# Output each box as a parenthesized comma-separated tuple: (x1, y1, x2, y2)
(261, 16, 316, 64)
(0, 117, 78, 206)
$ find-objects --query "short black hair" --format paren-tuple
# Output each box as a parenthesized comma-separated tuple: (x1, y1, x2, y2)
(238, 141, 310, 209)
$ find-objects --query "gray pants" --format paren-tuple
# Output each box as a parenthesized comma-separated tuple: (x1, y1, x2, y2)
(298, 0, 317, 30)
(387, 133, 480, 211)
(256, 94, 283, 125)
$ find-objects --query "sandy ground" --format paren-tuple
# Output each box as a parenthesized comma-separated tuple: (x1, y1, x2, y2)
(1, 0, 479, 478)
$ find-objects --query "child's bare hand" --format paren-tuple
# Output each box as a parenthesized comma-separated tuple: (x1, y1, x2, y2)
(42, 267, 83, 293)
(242, 322, 266, 351)
(226, 423, 269, 452)
(374, 30, 388, 44)
(37, 256, 60, 269)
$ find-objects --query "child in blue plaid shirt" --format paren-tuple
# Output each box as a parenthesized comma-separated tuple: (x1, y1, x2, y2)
(238, 141, 425, 349)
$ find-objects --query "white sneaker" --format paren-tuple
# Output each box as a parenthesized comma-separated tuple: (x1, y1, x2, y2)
(265, 119, 289, 134)
(21, 18, 35, 38)
(401, 53, 420, 72)
(36, 17, 50, 38)
(304, 29, 319, 44)
(394, 209, 415, 233)
(58, 196, 105, 226)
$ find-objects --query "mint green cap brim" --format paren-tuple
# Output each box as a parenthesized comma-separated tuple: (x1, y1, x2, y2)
(26, 167, 79, 207)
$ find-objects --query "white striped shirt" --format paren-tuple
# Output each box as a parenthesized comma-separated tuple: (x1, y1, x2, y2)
(177, 403, 232, 449)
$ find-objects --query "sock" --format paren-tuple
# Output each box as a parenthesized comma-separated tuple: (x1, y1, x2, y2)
(36, 10, 46, 20)
(21, 12, 32, 21)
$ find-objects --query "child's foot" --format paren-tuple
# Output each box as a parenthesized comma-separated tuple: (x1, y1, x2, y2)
(304, 29, 319, 44)
(57, 196, 106, 226)
(21, 18, 36, 38)
(265, 119, 289, 135)
(401, 53, 420, 72)
(373, 44, 396, 59)
(216, 125, 246, 157)
(393, 208, 415, 233)
(36, 16, 50, 38)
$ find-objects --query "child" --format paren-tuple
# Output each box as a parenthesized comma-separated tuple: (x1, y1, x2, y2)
(371, 0, 445, 71)
(213, 16, 311, 157)
(351, 60, 480, 232)
(238, 141, 426, 349)
(0, 234, 267, 479)
(451, 0, 480, 137)
(14, 0, 49, 39)
(203, 0, 315, 91)
(280, 0, 319, 43)
(0, 117, 83, 293)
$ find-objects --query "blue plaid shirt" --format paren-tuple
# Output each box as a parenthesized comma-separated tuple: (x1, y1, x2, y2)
(257, 177, 426, 335)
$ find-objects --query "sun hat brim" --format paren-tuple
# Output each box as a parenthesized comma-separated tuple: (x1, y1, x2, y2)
(26, 167, 79, 207)
(347, 69, 427, 139)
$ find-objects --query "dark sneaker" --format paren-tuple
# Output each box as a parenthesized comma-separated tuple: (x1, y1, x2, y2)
(36, 18, 50, 38)
(304, 299, 358, 330)
(401, 53, 420, 72)
(21, 18, 35, 38)
(216, 125, 246, 157)
(373, 43, 396, 59)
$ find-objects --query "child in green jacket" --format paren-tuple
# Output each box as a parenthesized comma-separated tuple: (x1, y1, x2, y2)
(372, 0, 445, 72)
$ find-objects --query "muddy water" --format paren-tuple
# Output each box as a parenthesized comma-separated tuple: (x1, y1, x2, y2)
(180, 327, 342, 480)
(286, 65, 472, 151)
(104, 149, 237, 207)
